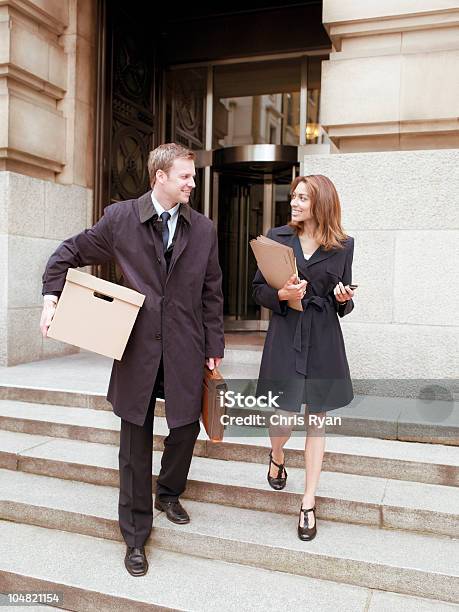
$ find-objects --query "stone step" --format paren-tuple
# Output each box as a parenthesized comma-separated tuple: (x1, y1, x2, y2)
(0, 399, 458, 486)
(1, 383, 457, 445)
(0, 606, 56, 611)
(0, 521, 377, 612)
(1, 430, 458, 537)
(0, 384, 112, 410)
(1, 470, 458, 604)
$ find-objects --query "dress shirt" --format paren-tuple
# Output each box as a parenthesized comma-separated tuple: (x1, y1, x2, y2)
(151, 193, 180, 250)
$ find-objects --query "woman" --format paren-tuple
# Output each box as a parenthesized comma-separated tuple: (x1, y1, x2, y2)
(253, 174, 355, 541)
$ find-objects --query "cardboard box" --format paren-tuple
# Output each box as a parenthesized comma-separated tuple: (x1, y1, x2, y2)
(47, 268, 145, 360)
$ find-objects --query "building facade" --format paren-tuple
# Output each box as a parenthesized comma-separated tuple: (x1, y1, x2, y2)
(0, 1, 457, 389)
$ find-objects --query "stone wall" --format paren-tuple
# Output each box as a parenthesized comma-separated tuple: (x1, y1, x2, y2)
(302, 148, 459, 380)
(0, 0, 96, 365)
(0, 0, 96, 184)
(321, 0, 459, 151)
(0, 171, 92, 365)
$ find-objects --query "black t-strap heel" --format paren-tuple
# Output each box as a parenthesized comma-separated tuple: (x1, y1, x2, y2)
(298, 505, 317, 541)
(267, 450, 287, 490)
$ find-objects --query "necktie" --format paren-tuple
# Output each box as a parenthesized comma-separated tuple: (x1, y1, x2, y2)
(160, 211, 171, 252)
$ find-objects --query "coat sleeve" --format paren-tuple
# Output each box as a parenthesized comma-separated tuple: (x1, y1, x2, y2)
(334, 236, 355, 318)
(42, 207, 114, 295)
(202, 226, 225, 359)
(252, 228, 288, 316)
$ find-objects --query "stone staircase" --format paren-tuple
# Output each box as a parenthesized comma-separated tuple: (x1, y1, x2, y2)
(0, 353, 458, 610)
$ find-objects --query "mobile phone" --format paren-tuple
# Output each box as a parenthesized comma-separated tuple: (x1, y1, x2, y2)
(348, 284, 358, 290)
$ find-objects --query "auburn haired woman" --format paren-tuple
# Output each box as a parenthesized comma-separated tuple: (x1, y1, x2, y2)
(253, 174, 356, 541)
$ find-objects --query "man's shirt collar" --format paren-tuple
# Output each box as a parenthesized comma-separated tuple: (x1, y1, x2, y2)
(151, 193, 180, 220)
(137, 190, 192, 225)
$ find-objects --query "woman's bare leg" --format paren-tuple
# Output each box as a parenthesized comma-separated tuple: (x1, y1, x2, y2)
(268, 410, 293, 477)
(300, 411, 327, 527)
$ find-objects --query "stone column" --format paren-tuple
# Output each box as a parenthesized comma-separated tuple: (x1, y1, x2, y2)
(0, 0, 96, 365)
(320, 0, 459, 152)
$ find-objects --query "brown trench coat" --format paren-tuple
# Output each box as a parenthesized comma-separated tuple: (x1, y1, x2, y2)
(253, 226, 354, 413)
(42, 191, 225, 428)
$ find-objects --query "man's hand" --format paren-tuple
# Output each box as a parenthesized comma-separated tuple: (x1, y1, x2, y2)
(334, 282, 354, 303)
(206, 357, 222, 370)
(40, 298, 57, 337)
(278, 274, 307, 302)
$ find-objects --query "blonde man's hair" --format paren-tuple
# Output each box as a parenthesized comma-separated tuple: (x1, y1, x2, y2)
(148, 143, 195, 187)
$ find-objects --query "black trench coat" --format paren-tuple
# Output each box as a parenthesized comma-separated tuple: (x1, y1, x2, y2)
(253, 226, 354, 413)
(42, 191, 225, 428)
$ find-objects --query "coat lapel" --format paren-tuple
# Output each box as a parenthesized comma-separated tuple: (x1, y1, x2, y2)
(276, 227, 306, 279)
(165, 204, 192, 283)
(276, 226, 338, 276)
(166, 222, 188, 282)
(137, 190, 155, 223)
(305, 245, 338, 267)
(291, 233, 310, 280)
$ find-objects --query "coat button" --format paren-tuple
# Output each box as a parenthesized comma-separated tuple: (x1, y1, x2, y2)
(155, 333, 161, 340)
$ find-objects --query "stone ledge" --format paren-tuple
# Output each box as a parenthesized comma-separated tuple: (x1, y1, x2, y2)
(326, 119, 459, 138)
(2, 0, 69, 36)
(324, 2, 459, 51)
(0, 65, 65, 100)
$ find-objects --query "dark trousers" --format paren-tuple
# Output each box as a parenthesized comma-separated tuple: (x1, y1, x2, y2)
(118, 362, 200, 547)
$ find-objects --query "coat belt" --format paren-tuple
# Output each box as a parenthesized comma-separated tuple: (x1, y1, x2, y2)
(293, 295, 332, 376)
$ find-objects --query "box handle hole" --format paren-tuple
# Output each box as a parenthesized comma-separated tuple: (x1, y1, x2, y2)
(93, 291, 114, 303)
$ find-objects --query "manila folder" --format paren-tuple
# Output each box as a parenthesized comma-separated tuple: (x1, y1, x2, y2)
(250, 238, 303, 312)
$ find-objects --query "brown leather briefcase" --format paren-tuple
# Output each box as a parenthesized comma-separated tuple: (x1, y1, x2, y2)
(201, 366, 227, 442)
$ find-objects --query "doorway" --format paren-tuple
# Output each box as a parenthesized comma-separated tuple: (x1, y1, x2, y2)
(212, 145, 298, 330)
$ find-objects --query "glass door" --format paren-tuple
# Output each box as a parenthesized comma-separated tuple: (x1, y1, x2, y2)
(218, 173, 264, 324)
(216, 165, 295, 330)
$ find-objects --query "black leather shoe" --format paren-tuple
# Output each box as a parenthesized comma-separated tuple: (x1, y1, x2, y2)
(154, 498, 190, 524)
(267, 450, 287, 490)
(298, 505, 317, 541)
(124, 546, 148, 577)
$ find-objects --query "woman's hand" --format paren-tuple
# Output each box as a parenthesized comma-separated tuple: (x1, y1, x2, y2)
(278, 275, 307, 301)
(334, 282, 354, 303)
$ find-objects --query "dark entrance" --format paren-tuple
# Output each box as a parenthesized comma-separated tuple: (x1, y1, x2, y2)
(94, 1, 329, 285)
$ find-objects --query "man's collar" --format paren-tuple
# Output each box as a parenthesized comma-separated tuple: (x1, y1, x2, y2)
(137, 190, 191, 225)
(151, 193, 180, 219)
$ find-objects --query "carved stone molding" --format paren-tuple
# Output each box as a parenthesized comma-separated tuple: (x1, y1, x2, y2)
(0, 0, 69, 35)
(321, 0, 459, 151)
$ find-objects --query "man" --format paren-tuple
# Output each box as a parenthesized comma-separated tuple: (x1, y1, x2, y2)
(40, 143, 224, 577)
